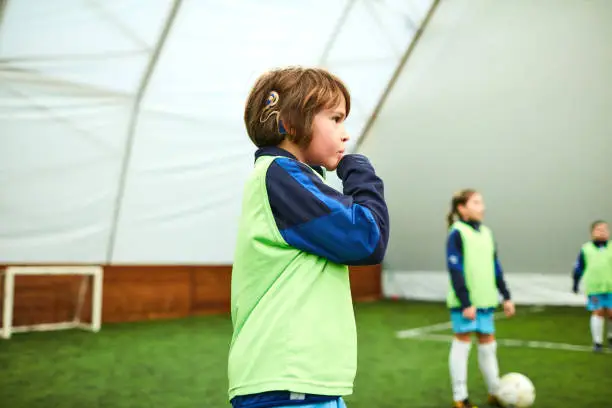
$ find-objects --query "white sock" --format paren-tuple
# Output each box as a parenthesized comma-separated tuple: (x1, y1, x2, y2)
(478, 342, 500, 395)
(449, 339, 472, 401)
(591, 315, 604, 345)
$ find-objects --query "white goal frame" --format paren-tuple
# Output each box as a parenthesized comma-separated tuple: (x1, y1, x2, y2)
(1, 265, 103, 339)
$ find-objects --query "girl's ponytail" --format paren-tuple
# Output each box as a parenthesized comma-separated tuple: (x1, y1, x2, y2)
(446, 209, 456, 229)
(447, 189, 477, 228)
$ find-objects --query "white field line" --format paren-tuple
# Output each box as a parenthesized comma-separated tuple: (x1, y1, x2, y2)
(405, 333, 611, 354)
(395, 306, 607, 354)
(395, 306, 545, 339)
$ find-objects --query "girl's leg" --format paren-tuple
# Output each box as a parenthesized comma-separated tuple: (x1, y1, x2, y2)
(450, 332, 473, 404)
(477, 333, 500, 398)
(590, 308, 605, 350)
(449, 309, 478, 406)
(475, 310, 501, 406)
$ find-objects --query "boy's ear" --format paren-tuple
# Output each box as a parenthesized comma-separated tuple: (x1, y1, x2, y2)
(278, 119, 287, 135)
(279, 119, 296, 136)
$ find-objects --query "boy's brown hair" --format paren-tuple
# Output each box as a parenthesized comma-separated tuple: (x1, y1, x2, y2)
(446, 189, 478, 228)
(244, 66, 351, 148)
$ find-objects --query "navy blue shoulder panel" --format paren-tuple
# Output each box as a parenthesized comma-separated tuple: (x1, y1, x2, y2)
(265, 156, 387, 265)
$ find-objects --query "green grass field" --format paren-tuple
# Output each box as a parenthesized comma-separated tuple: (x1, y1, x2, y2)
(1, 300, 610, 407)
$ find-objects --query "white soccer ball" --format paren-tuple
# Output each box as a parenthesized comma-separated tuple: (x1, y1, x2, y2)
(496, 372, 535, 408)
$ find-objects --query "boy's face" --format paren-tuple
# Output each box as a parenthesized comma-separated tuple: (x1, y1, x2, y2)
(592, 222, 609, 241)
(458, 193, 485, 222)
(304, 97, 349, 171)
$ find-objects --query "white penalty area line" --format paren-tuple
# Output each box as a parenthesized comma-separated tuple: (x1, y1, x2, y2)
(395, 306, 608, 354)
(405, 333, 611, 354)
(395, 306, 546, 339)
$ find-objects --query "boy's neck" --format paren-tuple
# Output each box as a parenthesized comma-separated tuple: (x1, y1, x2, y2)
(278, 140, 305, 162)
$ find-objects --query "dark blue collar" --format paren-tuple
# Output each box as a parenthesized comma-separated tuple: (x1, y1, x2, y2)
(254, 146, 325, 178)
(593, 240, 608, 248)
(255, 146, 297, 161)
(460, 219, 481, 231)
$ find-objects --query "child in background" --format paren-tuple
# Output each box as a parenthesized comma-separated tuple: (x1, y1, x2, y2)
(572, 220, 612, 352)
(445, 189, 515, 408)
(227, 67, 389, 408)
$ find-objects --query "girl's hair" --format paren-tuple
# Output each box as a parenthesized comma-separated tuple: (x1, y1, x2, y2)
(244, 66, 351, 148)
(446, 189, 477, 228)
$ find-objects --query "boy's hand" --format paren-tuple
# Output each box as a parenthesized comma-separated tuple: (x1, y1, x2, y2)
(336, 154, 373, 181)
(462, 306, 476, 320)
(503, 300, 515, 317)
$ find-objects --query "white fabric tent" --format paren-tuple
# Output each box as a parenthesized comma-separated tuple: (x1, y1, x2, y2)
(359, 0, 612, 306)
(0, 0, 434, 264)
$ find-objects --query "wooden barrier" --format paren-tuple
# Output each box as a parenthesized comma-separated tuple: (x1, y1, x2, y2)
(0, 264, 382, 326)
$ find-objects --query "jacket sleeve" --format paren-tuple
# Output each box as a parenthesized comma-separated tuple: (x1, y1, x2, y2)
(573, 250, 586, 291)
(493, 246, 511, 301)
(265, 154, 389, 265)
(446, 229, 471, 308)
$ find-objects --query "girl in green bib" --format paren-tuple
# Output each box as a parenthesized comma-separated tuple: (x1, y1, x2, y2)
(572, 220, 612, 352)
(445, 189, 515, 408)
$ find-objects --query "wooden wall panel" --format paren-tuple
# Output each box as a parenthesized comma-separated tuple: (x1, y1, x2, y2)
(349, 265, 383, 302)
(191, 265, 232, 314)
(102, 266, 192, 323)
(0, 264, 381, 327)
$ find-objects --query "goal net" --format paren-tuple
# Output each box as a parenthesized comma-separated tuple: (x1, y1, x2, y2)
(1, 265, 103, 339)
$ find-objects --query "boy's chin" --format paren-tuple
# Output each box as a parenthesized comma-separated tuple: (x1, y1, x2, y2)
(322, 161, 340, 172)
(308, 155, 343, 172)
(323, 156, 344, 171)
(323, 163, 338, 171)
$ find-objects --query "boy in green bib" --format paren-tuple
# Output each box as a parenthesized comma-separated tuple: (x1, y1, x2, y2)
(227, 67, 389, 408)
(445, 189, 515, 408)
(572, 220, 612, 352)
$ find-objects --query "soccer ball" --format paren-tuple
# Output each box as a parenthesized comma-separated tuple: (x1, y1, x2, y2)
(496, 372, 535, 408)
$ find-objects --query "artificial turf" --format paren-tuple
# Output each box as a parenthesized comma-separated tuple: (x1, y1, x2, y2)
(1, 300, 610, 407)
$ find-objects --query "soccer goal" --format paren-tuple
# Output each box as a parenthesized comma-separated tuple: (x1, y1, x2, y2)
(1, 265, 103, 339)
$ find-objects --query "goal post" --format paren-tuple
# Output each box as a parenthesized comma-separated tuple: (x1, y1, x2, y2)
(1, 265, 103, 339)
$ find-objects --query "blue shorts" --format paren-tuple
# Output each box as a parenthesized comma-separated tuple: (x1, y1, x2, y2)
(276, 397, 346, 408)
(587, 293, 612, 311)
(450, 308, 495, 334)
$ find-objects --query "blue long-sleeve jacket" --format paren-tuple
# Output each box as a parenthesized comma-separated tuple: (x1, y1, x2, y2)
(446, 220, 511, 309)
(259, 146, 389, 266)
(232, 147, 389, 408)
(573, 240, 608, 291)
